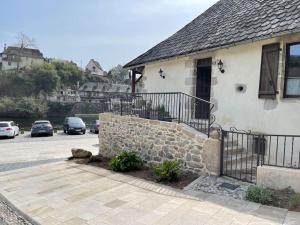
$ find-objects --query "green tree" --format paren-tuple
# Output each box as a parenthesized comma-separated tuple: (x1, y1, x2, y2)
(107, 64, 129, 84)
(51, 61, 85, 87)
(26, 63, 60, 96)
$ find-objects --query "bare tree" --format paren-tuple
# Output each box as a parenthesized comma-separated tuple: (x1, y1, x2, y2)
(15, 32, 36, 49)
(14, 32, 36, 70)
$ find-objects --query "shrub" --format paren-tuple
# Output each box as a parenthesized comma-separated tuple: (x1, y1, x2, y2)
(109, 151, 143, 172)
(246, 186, 273, 204)
(154, 160, 181, 182)
(288, 194, 300, 209)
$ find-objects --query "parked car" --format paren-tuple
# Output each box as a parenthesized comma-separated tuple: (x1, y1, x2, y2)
(90, 120, 100, 134)
(31, 120, 53, 137)
(63, 117, 86, 135)
(0, 121, 19, 138)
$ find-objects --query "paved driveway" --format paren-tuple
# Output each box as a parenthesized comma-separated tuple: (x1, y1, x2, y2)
(0, 132, 99, 166)
(0, 132, 299, 225)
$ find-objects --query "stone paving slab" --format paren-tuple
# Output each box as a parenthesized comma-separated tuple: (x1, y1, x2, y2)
(0, 161, 299, 225)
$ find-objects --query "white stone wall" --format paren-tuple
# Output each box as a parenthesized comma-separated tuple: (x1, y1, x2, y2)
(139, 33, 300, 136)
(257, 166, 300, 192)
(0, 57, 44, 70)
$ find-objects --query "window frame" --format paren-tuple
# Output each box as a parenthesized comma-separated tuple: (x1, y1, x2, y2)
(284, 42, 300, 98)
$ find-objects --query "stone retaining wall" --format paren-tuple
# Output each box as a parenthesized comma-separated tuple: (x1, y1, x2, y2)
(99, 113, 220, 175)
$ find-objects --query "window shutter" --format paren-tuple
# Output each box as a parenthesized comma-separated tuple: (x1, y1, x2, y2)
(259, 43, 280, 98)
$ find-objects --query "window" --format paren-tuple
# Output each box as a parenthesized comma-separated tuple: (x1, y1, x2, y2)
(284, 43, 300, 97)
(258, 43, 280, 99)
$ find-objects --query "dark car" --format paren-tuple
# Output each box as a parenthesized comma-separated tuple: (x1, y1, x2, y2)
(90, 120, 100, 134)
(63, 117, 86, 135)
(31, 120, 53, 137)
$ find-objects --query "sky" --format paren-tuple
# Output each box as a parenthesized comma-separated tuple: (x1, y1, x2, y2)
(0, 0, 218, 71)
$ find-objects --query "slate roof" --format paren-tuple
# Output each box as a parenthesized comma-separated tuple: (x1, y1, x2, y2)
(125, 0, 300, 68)
(2, 46, 44, 59)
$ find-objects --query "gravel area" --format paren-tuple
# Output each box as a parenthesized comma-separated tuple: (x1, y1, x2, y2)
(0, 198, 34, 225)
(184, 175, 253, 200)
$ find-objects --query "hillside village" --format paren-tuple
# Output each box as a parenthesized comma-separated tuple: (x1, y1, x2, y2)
(0, 43, 131, 104)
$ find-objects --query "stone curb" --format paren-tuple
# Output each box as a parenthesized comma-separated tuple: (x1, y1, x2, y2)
(0, 193, 41, 225)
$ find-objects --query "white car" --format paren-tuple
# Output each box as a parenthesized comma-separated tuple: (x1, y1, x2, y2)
(0, 121, 20, 138)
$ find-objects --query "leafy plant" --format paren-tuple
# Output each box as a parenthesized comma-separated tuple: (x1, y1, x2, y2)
(109, 151, 143, 172)
(154, 160, 181, 182)
(246, 186, 273, 204)
(288, 194, 300, 209)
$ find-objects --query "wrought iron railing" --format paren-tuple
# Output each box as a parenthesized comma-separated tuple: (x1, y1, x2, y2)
(94, 92, 214, 136)
(221, 129, 300, 183)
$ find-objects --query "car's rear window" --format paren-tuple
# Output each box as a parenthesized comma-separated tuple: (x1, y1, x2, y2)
(0, 123, 9, 127)
(34, 122, 50, 125)
(69, 118, 83, 123)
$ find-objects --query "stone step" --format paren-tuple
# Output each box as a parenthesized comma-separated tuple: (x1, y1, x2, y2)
(224, 154, 257, 164)
(224, 146, 245, 155)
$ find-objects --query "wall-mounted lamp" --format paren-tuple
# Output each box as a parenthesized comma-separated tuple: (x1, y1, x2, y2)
(217, 60, 225, 74)
(159, 68, 165, 79)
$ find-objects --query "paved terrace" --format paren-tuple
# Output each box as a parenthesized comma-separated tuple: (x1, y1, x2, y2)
(0, 161, 299, 225)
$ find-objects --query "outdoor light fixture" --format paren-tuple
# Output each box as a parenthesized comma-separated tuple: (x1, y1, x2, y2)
(218, 60, 225, 73)
(159, 68, 165, 79)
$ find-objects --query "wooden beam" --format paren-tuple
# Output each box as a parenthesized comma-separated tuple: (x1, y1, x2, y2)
(131, 71, 136, 94)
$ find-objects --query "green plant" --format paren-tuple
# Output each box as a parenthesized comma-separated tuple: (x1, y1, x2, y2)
(109, 151, 143, 172)
(288, 194, 300, 209)
(154, 160, 181, 182)
(246, 186, 273, 204)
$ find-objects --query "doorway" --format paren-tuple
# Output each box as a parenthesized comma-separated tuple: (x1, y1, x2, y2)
(195, 58, 212, 119)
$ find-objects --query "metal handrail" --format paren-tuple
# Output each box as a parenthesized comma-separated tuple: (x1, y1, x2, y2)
(86, 91, 215, 136)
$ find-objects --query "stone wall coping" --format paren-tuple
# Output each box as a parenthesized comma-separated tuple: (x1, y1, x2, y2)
(100, 113, 208, 139)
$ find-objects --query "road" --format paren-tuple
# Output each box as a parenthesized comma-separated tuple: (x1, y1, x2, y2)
(0, 132, 99, 169)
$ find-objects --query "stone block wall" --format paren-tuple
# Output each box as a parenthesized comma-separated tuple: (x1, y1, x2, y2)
(99, 113, 221, 175)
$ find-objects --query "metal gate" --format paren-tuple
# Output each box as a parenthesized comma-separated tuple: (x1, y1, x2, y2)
(220, 129, 264, 183)
(220, 129, 300, 183)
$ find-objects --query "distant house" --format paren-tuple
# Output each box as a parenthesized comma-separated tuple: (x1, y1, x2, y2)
(48, 88, 80, 103)
(78, 82, 131, 103)
(0, 45, 44, 70)
(85, 59, 106, 76)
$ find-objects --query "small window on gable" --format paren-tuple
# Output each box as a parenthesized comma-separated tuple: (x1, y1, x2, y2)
(258, 43, 280, 99)
(284, 43, 300, 97)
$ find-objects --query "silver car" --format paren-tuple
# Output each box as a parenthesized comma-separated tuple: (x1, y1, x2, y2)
(0, 121, 20, 138)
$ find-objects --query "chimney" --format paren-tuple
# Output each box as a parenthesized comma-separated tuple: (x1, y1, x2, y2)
(4, 44, 7, 51)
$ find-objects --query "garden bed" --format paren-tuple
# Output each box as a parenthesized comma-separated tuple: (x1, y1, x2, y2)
(246, 185, 300, 212)
(73, 157, 198, 190)
(269, 188, 300, 212)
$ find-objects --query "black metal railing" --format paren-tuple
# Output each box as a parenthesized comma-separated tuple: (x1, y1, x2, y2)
(91, 92, 214, 136)
(221, 129, 300, 183)
(260, 134, 300, 169)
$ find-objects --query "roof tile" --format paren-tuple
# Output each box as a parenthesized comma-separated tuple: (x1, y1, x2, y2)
(125, 0, 300, 68)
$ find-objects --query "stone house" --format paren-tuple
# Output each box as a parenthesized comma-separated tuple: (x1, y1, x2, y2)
(78, 82, 131, 103)
(125, 0, 300, 136)
(0, 45, 44, 70)
(85, 59, 106, 76)
(100, 0, 300, 190)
